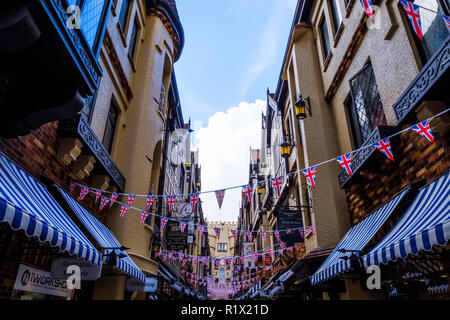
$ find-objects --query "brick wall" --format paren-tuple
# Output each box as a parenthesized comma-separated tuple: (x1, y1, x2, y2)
(345, 128, 450, 225)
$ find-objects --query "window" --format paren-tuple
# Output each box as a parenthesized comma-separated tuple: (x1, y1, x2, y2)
(329, 0, 343, 34)
(128, 18, 140, 61)
(319, 16, 331, 60)
(102, 98, 120, 154)
(407, 0, 450, 63)
(80, 0, 107, 49)
(347, 63, 387, 147)
(118, 0, 131, 32)
(218, 243, 228, 252)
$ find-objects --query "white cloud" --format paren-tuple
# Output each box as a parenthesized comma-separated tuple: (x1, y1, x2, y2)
(195, 99, 265, 222)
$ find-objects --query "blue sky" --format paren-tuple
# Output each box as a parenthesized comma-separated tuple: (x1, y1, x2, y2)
(174, 0, 297, 221)
(175, 0, 297, 126)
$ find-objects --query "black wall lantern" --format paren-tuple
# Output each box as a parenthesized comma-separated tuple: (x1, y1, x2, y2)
(295, 94, 311, 120)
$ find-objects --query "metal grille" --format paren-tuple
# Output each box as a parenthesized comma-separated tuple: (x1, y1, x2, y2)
(349, 63, 387, 146)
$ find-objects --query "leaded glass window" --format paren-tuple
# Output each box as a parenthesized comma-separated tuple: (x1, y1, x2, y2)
(348, 63, 387, 147)
(80, 0, 107, 49)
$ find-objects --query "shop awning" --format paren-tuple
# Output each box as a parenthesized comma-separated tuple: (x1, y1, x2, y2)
(311, 189, 409, 285)
(0, 152, 101, 265)
(363, 172, 450, 268)
(57, 186, 146, 283)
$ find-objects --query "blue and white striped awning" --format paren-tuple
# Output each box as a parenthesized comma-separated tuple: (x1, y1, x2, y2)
(0, 152, 101, 265)
(311, 189, 408, 285)
(57, 186, 146, 283)
(363, 172, 450, 268)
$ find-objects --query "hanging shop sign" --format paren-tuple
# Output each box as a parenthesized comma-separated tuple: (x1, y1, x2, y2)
(167, 220, 188, 250)
(126, 276, 158, 292)
(277, 210, 303, 244)
(50, 257, 102, 281)
(13, 264, 72, 298)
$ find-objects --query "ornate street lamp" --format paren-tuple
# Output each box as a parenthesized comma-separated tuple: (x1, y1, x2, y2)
(294, 94, 311, 120)
(280, 139, 290, 158)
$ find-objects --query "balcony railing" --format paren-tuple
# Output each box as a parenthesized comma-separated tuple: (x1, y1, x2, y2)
(338, 126, 396, 187)
(393, 37, 450, 124)
(59, 115, 126, 191)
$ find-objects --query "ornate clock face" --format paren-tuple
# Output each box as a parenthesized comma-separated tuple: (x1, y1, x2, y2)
(177, 201, 194, 220)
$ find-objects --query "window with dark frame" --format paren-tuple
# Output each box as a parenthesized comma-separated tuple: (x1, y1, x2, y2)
(102, 98, 120, 154)
(128, 18, 140, 61)
(319, 16, 331, 60)
(347, 63, 387, 148)
(218, 243, 228, 252)
(329, 0, 343, 34)
(405, 0, 450, 64)
(118, 0, 131, 32)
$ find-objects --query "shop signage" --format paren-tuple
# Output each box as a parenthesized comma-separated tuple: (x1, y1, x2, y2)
(276, 210, 303, 244)
(167, 220, 188, 250)
(13, 264, 72, 298)
(126, 277, 158, 292)
(50, 258, 102, 281)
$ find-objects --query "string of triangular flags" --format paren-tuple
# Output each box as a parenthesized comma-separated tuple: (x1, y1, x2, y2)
(360, 0, 450, 40)
(71, 110, 447, 235)
(157, 242, 303, 264)
(182, 267, 271, 282)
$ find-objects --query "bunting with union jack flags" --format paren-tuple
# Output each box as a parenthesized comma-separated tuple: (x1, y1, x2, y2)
(95, 190, 102, 203)
(260, 230, 267, 241)
(99, 196, 109, 211)
(120, 204, 129, 218)
(146, 195, 155, 212)
(246, 231, 253, 242)
(271, 176, 283, 197)
(336, 153, 353, 177)
(197, 224, 205, 238)
(400, 0, 423, 39)
(411, 120, 435, 143)
(301, 166, 317, 189)
(359, 0, 373, 17)
(215, 189, 226, 209)
(243, 184, 253, 206)
(190, 193, 200, 212)
(179, 221, 187, 233)
(167, 195, 176, 214)
(374, 138, 395, 161)
(160, 217, 169, 232)
(231, 229, 238, 242)
(274, 230, 280, 242)
(127, 194, 136, 206)
(214, 227, 221, 239)
(78, 186, 89, 201)
(110, 192, 119, 208)
(140, 210, 149, 224)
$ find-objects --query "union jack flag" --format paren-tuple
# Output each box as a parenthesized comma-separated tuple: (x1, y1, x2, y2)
(197, 224, 205, 237)
(260, 230, 266, 241)
(78, 186, 89, 201)
(95, 190, 102, 203)
(231, 229, 238, 242)
(301, 166, 317, 189)
(411, 120, 435, 143)
(160, 217, 169, 231)
(253, 252, 258, 262)
(190, 193, 200, 212)
(271, 176, 283, 197)
(374, 138, 395, 161)
(140, 210, 150, 224)
(443, 15, 450, 29)
(127, 194, 136, 206)
(359, 0, 373, 17)
(214, 227, 221, 239)
(110, 192, 119, 208)
(215, 189, 226, 209)
(146, 195, 155, 212)
(99, 196, 109, 211)
(167, 195, 176, 213)
(400, 0, 423, 39)
(274, 230, 280, 242)
(280, 243, 285, 254)
(242, 184, 253, 206)
(286, 228, 291, 234)
(179, 221, 187, 233)
(246, 231, 253, 242)
(120, 204, 130, 218)
(336, 153, 353, 176)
